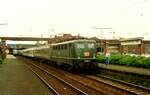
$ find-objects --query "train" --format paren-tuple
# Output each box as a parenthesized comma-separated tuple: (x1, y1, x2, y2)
(19, 39, 98, 71)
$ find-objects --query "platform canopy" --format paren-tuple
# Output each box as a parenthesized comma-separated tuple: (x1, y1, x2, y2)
(119, 37, 144, 42)
(0, 37, 50, 41)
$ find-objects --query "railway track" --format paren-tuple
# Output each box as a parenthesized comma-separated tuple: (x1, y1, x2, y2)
(99, 74, 150, 94)
(19, 57, 105, 95)
(98, 68, 150, 88)
(40, 63, 150, 95)
(82, 75, 150, 95)
(19, 57, 150, 95)
(44, 64, 150, 95)
(21, 58, 88, 95)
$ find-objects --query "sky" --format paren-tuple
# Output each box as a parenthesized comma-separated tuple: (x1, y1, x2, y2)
(0, 0, 150, 44)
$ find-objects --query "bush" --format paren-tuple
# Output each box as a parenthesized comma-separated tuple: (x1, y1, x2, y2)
(134, 56, 144, 67)
(96, 53, 150, 69)
(142, 57, 150, 68)
(119, 55, 135, 66)
(96, 54, 105, 63)
(110, 54, 122, 65)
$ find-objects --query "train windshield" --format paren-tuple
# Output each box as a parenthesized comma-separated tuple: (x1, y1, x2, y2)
(76, 43, 95, 49)
(76, 43, 85, 49)
(75, 42, 96, 58)
(87, 43, 95, 48)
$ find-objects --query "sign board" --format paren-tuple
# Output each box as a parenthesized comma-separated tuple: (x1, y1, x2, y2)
(121, 40, 141, 45)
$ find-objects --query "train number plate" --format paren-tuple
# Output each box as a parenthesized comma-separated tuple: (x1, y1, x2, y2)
(84, 52, 90, 57)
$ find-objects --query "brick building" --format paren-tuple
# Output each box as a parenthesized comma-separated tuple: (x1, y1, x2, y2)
(90, 37, 150, 55)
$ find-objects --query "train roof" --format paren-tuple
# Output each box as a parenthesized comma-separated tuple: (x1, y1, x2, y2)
(35, 45, 50, 50)
(51, 39, 96, 46)
(21, 40, 95, 51)
(21, 47, 36, 51)
(21, 45, 50, 51)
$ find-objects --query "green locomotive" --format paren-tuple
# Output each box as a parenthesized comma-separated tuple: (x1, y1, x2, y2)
(21, 39, 98, 70)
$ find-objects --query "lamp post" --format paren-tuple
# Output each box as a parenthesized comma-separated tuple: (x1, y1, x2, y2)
(91, 26, 112, 53)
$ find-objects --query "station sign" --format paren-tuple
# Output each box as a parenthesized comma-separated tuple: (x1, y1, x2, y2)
(121, 40, 141, 45)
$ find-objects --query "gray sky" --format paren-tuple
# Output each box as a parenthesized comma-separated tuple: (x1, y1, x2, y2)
(0, 0, 150, 42)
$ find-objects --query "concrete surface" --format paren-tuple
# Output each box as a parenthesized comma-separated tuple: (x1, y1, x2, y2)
(0, 55, 52, 95)
(98, 63, 150, 76)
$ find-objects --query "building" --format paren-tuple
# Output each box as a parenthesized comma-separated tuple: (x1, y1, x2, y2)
(90, 37, 150, 55)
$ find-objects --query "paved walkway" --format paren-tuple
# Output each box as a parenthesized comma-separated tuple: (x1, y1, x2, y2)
(98, 63, 150, 76)
(0, 55, 52, 95)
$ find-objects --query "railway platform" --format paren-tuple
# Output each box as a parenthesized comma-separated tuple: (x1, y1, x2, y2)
(98, 63, 150, 76)
(0, 55, 51, 95)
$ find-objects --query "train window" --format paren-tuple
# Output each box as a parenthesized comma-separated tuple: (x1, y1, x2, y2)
(57, 45, 59, 49)
(59, 45, 60, 49)
(69, 43, 72, 47)
(64, 44, 67, 49)
(61, 45, 63, 49)
(88, 43, 95, 48)
(60, 45, 63, 49)
(76, 43, 84, 48)
(62, 44, 65, 49)
(56, 45, 58, 50)
(55, 46, 57, 50)
(60, 45, 62, 49)
(53, 46, 55, 50)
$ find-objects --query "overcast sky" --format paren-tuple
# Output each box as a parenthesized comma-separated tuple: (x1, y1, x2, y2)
(0, 0, 150, 42)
